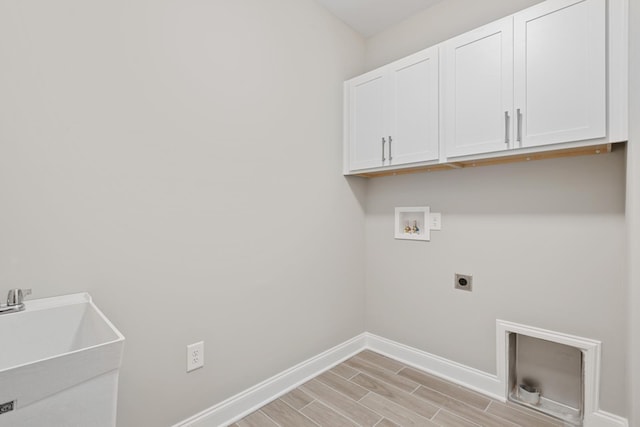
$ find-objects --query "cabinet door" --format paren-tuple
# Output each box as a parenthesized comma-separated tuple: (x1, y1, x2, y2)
(514, 0, 606, 148)
(387, 46, 440, 165)
(348, 71, 387, 171)
(443, 18, 514, 158)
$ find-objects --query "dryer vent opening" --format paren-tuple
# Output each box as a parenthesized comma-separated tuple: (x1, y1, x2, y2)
(508, 333, 584, 425)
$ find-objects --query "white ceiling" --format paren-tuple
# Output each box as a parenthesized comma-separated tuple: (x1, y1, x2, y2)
(316, 0, 444, 37)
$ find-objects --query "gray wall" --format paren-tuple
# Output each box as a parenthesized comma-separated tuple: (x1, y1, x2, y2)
(363, 0, 628, 417)
(627, 0, 639, 425)
(0, 1, 367, 425)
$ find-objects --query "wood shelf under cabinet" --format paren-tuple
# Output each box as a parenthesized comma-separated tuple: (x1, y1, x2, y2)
(353, 143, 613, 178)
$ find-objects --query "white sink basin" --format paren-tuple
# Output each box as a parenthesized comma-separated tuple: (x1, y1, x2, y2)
(0, 293, 124, 426)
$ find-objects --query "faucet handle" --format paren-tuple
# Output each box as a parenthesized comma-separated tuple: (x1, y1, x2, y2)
(7, 288, 32, 306)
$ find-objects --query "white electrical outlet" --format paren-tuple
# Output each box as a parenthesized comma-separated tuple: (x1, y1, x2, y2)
(187, 341, 204, 372)
(430, 213, 442, 230)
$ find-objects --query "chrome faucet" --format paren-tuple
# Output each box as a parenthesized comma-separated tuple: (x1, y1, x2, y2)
(0, 288, 32, 315)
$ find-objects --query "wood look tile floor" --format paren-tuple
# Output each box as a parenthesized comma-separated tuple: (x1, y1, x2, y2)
(229, 351, 568, 427)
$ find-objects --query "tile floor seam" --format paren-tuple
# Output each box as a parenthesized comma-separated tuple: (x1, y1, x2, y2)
(259, 409, 284, 427)
(347, 371, 360, 380)
(357, 352, 405, 375)
(431, 407, 442, 420)
(279, 396, 302, 412)
(379, 360, 403, 375)
(350, 370, 439, 416)
(297, 407, 322, 427)
(347, 357, 422, 393)
(301, 400, 363, 427)
(297, 398, 317, 412)
(438, 408, 484, 427)
(314, 376, 365, 401)
(414, 385, 522, 427)
(337, 403, 371, 427)
(357, 390, 370, 402)
(302, 384, 382, 427)
(351, 371, 409, 397)
(277, 397, 322, 427)
(330, 364, 362, 381)
(415, 382, 490, 412)
(487, 400, 565, 427)
(356, 390, 387, 424)
(371, 417, 389, 427)
(361, 392, 434, 425)
(504, 400, 564, 422)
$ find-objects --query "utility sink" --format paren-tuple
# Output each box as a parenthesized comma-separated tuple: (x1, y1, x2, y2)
(0, 293, 124, 427)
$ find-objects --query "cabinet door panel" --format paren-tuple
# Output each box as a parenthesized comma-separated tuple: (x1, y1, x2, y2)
(514, 0, 606, 147)
(348, 73, 386, 171)
(388, 46, 439, 165)
(443, 18, 513, 158)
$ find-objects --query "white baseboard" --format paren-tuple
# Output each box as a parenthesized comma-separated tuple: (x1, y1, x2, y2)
(588, 410, 630, 427)
(173, 332, 628, 427)
(172, 334, 367, 427)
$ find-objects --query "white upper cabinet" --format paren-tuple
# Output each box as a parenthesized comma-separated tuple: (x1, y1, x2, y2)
(443, 0, 606, 158)
(386, 48, 440, 166)
(345, 46, 439, 172)
(514, 0, 606, 148)
(343, 0, 623, 175)
(348, 72, 386, 171)
(442, 18, 514, 158)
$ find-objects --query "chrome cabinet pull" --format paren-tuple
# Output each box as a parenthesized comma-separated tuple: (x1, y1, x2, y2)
(388, 136, 393, 161)
(504, 111, 510, 145)
(381, 137, 386, 162)
(516, 108, 523, 144)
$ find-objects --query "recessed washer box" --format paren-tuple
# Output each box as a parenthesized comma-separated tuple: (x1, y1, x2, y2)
(395, 207, 430, 241)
